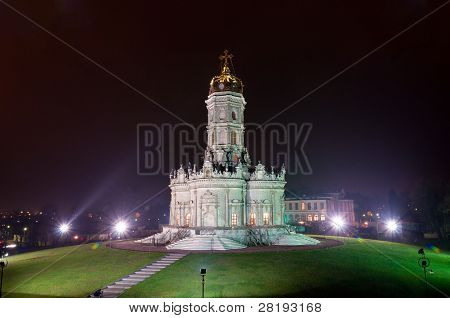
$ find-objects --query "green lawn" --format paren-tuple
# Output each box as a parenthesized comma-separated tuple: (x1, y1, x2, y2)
(3, 238, 449, 298)
(3, 244, 164, 297)
(121, 237, 450, 297)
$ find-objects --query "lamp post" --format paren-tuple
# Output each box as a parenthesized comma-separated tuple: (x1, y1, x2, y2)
(0, 240, 17, 297)
(0, 257, 7, 298)
(200, 268, 207, 298)
(23, 227, 28, 244)
(418, 248, 431, 296)
(58, 223, 70, 245)
(331, 217, 344, 240)
(386, 220, 399, 241)
(111, 220, 128, 248)
(58, 223, 70, 234)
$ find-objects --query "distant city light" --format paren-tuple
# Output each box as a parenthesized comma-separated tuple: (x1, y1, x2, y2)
(114, 220, 128, 235)
(58, 223, 70, 234)
(386, 220, 399, 232)
(23, 227, 28, 231)
(73, 235, 79, 240)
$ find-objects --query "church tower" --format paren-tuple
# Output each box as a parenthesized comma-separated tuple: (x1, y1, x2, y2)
(169, 50, 286, 230)
(205, 50, 250, 167)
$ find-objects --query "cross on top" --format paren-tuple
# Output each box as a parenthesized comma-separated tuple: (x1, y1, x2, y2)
(219, 49, 233, 66)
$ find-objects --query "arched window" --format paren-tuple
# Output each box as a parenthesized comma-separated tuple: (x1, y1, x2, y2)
(307, 214, 312, 222)
(185, 214, 191, 226)
(232, 111, 237, 120)
(320, 214, 326, 221)
(263, 213, 270, 225)
(231, 213, 238, 227)
(314, 214, 319, 221)
(231, 131, 237, 145)
(250, 213, 256, 226)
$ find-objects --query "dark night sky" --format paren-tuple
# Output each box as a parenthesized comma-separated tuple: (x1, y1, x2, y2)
(0, 1, 449, 214)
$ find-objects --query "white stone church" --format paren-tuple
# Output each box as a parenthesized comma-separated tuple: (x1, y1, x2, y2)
(139, 51, 319, 250)
(169, 50, 286, 229)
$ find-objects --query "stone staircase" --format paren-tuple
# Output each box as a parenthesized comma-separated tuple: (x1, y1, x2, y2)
(275, 233, 320, 246)
(90, 253, 187, 298)
(166, 235, 246, 251)
(135, 232, 168, 244)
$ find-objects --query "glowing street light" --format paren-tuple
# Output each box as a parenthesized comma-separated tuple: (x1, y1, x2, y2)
(385, 219, 400, 241)
(114, 221, 128, 235)
(331, 217, 345, 230)
(386, 220, 399, 232)
(58, 223, 70, 234)
(109, 220, 128, 248)
(330, 216, 345, 239)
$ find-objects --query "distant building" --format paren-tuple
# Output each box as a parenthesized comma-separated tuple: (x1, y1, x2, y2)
(285, 193, 355, 225)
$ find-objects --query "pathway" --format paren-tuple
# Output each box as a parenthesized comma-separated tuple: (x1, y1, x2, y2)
(89, 253, 187, 298)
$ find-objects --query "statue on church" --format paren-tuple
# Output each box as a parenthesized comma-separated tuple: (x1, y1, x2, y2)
(216, 149, 224, 162)
(233, 153, 239, 164)
(270, 166, 275, 180)
(205, 147, 212, 162)
(244, 151, 251, 165)
(279, 163, 286, 180)
(222, 147, 231, 164)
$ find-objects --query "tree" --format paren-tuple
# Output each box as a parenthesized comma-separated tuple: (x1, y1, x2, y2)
(414, 179, 449, 240)
(437, 186, 450, 238)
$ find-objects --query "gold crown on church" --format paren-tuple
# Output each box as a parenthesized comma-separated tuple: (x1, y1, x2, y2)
(209, 50, 244, 95)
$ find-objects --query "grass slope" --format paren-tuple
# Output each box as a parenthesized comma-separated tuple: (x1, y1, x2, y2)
(121, 237, 450, 297)
(3, 244, 164, 297)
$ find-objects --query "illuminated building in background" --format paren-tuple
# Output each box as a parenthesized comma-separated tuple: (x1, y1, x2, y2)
(285, 193, 355, 225)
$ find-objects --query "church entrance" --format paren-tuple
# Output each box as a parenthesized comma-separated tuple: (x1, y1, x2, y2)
(200, 191, 218, 227)
(202, 205, 216, 227)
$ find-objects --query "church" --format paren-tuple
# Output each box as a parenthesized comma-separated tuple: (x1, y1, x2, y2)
(138, 51, 319, 249)
(169, 50, 287, 229)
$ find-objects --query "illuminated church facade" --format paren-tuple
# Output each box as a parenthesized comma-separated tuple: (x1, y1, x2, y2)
(169, 51, 286, 229)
